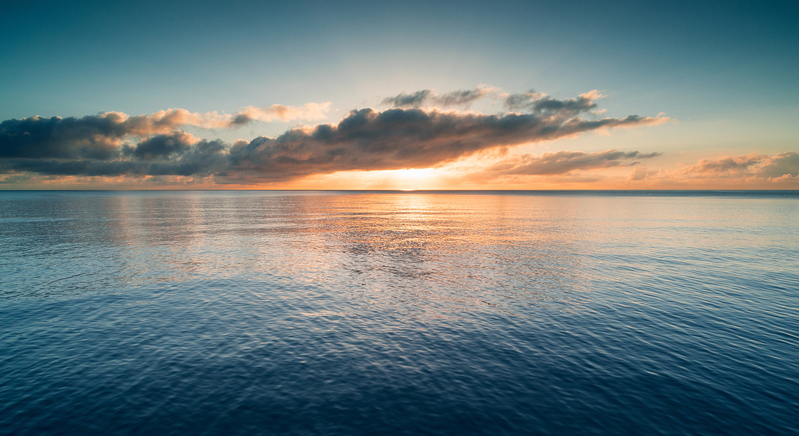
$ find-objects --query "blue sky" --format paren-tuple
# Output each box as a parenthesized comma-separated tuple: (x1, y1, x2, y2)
(1, 0, 797, 189)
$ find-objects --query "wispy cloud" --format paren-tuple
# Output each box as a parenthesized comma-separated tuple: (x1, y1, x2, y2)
(503, 89, 605, 115)
(382, 85, 499, 108)
(225, 102, 332, 126)
(486, 150, 661, 176)
(681, 152, 767, 175)
(681, 151, 799, 180)
(625, 152, 799, 186)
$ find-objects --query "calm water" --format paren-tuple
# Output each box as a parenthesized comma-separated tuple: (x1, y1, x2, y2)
(1, 191, 797, 435)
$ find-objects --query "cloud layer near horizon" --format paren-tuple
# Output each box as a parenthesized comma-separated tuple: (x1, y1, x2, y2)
(226, 108, 665, 180)
(622, 152, 799, 186)
(0, 88, 673, 184)
(0, 103, 331, 160)
(487, 150, 661, 176)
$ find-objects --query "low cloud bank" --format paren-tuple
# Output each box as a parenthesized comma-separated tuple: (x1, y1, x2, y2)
(1, 88, 671, 183)
(226, 108, 665, 179)
(487, 150, 661, 176)
(0, 103, 331, 160)
(625, 152, 799, 185)
(682, 151, 799, 180)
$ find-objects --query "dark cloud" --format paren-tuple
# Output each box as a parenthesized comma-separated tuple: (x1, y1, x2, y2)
(133, 132, 194, 160)
(0, 135, 227, 177)
(229, 114, 253, 126)
(382, 87, 495, 108)
(381, 90, 435, 108)
(5, 159, 140, 177)
(486, 150, 662, 176)
(0, 104, 332, 162)
(504, 90, 545, 111)
(434, 88, 492, 106)
(0, 111, 211, 161)
(531, 97, 597, 114)
(227, 108, 666, 179)
(0, 89, 668, 182)
(0, 114, 130, 160)
(0, 107, 666, 179)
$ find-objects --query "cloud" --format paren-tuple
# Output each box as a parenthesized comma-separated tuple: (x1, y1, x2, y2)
(1, 132, 227, 177)
(226, 108, 667, 180)
(0, 113, 133, 160)
(628, 166, 661, 181)
(103, 103, 332, 132)
(504, 90, 546, 111)
(761, 152, 799, 178)
(0, 102, 331, 160)
(130, 131, 198, 160)
(226, 102, 332, 126)
(0, 88, 669, 183)
(433, 88, 495, 106)
(504, 89, 605, 114)
(486, 150, 661, 176)
(682, 152, 767, 174)
(382, 85, 498, 108)
(139, 102, 332, 129)
(679, 152, 799, 180)
(382, 90, 434, 108)
(627, 151, 799, 186)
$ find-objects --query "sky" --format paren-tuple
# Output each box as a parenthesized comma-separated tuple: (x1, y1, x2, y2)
(1, 0, 797, 189)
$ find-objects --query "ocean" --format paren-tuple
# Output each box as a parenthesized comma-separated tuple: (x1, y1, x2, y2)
(1, 190, 797, 435)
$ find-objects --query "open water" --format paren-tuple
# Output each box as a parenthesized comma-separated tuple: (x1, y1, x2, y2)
(1, 191, 797, 435)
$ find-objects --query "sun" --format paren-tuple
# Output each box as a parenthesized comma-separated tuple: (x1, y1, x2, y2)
(386, 168, 440, 190)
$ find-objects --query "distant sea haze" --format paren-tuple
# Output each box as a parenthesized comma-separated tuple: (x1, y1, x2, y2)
(1, 191, 797, 435)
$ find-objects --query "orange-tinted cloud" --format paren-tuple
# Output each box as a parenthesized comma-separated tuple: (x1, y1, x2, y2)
(226, 102, 332, 126)
(0, 89, 670, 186)
(486, 150, 660, 176)
(682, 152, 767, 175)
(226, 108, 666, 180)
(625, 151, 799, 187)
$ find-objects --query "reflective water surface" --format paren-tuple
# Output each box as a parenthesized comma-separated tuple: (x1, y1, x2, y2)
(1, 191, 797, 435)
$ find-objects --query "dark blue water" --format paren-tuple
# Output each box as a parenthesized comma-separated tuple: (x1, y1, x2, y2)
(1, 191, 797, 435)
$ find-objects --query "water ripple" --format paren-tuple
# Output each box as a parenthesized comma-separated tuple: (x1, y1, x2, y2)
(0, 191, 797, 435)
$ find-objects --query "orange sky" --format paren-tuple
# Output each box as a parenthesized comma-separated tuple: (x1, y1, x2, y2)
(1, 88, 796, 190)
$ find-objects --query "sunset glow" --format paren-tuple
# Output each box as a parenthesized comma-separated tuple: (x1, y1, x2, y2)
(2, 2, 798, 434)
(1, 1, 796, 190)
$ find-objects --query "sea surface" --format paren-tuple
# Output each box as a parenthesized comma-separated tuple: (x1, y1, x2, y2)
(1, 190, 797, 435)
